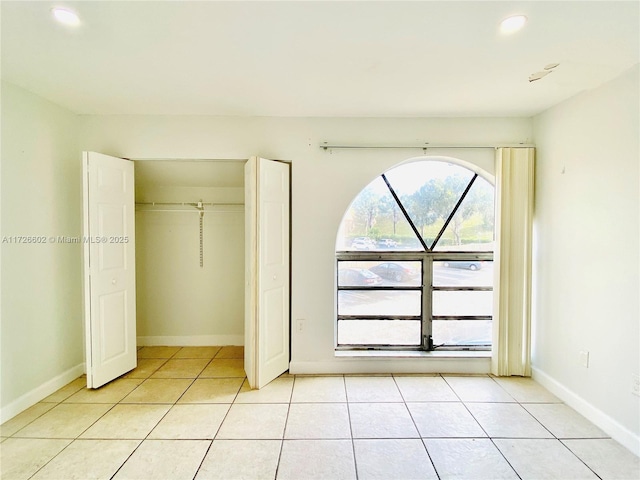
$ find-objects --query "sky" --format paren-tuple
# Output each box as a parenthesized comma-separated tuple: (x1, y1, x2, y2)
(366, 159, 474, 196)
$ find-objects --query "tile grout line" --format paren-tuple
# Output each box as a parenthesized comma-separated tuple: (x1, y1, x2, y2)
(25, 438, 76, 480)
(557, 438, 605, 480)
(108, 353, 186, 480)
(273, 374, 297, 480)
(5, 366, 629, 480)
(192, 350, 270, 479)
(5, 348, 240, 480)
(108, 349, 220, 480)
(441, 374, 523, 480)
(6, 379, 87, 439)
(24, 398, 121, 479)
(393, 373, 442, 480)
(191, 440, 215, 480)
(488, 379, 605, 477)
(342, 375, 360, 480)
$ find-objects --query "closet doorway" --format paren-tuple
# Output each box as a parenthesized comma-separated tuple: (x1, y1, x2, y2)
(134, 159, 246, 348)
(82, 153, 290, 390)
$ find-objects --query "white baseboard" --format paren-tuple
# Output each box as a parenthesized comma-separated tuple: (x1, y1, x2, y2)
(0, 362, 85, 424)
(289, 357, 491, 375)
(532, 367, 640, 457)
(137, 335, 244, 346)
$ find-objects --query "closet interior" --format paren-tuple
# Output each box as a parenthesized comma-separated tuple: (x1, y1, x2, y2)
(134, 160, 246, 347)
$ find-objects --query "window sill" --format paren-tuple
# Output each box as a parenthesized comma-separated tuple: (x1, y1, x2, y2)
(334, 349, 491, 359)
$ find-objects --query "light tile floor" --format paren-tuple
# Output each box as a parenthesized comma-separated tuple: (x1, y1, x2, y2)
(2, 346, 639, 480)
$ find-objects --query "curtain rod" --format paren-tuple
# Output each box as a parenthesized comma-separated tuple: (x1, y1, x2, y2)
(319, 143, 534, 150)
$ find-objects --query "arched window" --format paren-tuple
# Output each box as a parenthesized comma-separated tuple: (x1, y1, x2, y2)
(336, 159, 495, 351)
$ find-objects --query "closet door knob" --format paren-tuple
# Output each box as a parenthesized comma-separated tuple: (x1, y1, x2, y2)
(112, 278, 117, 285)
(273, 275, 277, 280)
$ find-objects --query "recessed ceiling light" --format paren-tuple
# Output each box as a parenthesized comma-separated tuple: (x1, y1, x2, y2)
(500, 15, 527, 34)
(51, 7, 80, 27)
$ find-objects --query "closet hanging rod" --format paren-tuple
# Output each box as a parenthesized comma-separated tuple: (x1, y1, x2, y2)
(135, 209, 242, 214)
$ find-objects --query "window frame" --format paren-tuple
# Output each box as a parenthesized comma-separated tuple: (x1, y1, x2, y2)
(336, 252, 426, 350)
(336, 251, 493, 351)
(335, 159, 495, 352)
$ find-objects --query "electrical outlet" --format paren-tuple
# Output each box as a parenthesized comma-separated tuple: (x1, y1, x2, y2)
(632, 374, 640, 397)
(579, 351, 589, 368)
(296, 319, 305, 333)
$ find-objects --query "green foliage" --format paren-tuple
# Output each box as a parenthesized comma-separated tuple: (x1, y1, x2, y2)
(350, 187, 379, 234)
(345, 167, 494, 248)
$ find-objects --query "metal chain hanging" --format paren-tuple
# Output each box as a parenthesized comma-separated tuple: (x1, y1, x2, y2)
(197, 201, 204, 268)
(135, 199, 244, 269)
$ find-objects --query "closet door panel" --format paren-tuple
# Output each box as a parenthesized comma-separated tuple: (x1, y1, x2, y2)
(83, 151, 137, 389)
(245, 157, 290, 389)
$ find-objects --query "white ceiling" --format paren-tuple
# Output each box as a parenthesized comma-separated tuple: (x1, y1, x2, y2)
(1, 1, 638, 117)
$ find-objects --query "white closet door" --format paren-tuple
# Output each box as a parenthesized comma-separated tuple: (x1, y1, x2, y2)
(82, 151, 137, 388)
(245, 157, 290, 389)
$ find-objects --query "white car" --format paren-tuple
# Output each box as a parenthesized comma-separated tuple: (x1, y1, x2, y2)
(379, 238, 398, 248)
(351, 237, 376, 250)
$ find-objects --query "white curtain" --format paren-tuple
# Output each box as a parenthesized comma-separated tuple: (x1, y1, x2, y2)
(492, 147, 535, 376)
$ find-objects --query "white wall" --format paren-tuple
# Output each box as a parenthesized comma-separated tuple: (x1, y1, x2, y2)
(80, 115, 532, 373)
(5, 72, 636, 449)
(532, 65, 640, 453)
(135, 184, 244, 345)
(1, 82, 84, 420)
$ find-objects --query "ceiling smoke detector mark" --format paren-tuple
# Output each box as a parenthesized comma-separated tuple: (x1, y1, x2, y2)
(529, 71, 551, 82)
(529, 63, 560, 82)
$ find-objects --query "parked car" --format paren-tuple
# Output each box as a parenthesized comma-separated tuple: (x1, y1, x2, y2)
(369, 262, 418, 282)
(378, 238, 398, 248)
(443, 261, 482, 271)
(351, 237, 376, 250)
(338, 268, 383, 286)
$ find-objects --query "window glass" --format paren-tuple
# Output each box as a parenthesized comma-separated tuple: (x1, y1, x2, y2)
(432, 290, 493, 317)
(339, 261, 421, 287)
(336, 177, 422, 251)
(338, 266, 384, 287)
(433, 176, 495, 251)
(338, 290, 421, 316)
(384, 162, 474, 249)
(433, 261, 493, 287)
(432, 320, 492, 347)
(338, 320, 421, 346)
